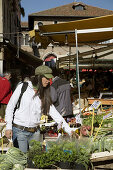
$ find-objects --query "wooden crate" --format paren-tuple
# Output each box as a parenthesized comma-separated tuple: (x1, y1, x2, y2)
(91, 151, 113, 169)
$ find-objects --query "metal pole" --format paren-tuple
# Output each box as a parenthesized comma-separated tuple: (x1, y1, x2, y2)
(17, 32, 19, 58)
(75, 29, 81, 115)
(69, 46, 71, 80)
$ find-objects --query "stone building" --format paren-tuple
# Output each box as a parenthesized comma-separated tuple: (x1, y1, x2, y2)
(27, 2, 113, 69)
(0, 0, 42, 76)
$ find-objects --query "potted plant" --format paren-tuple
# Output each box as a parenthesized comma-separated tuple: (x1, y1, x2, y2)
(28, 138, 92, 169)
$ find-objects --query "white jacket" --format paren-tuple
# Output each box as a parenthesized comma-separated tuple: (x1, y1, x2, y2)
(5, 81, 72, 135)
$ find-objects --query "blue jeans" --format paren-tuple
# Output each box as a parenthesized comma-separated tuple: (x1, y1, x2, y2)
(13, 127, 43, 153)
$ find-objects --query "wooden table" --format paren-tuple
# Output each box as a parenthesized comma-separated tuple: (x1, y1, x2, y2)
(88, 98, 113, 106)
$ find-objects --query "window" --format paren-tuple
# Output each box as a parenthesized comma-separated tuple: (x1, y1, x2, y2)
(38, 22, 43, 27)
(20, 34, 29, 46)
(25, 34, 29, 45)
(20, 34, 24, 45)
(54, 21, 57, 24)
(72, 4, 85, 11)
(44, 55, 56, 68)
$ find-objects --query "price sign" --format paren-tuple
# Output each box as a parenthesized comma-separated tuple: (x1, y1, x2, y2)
(90, 100, 101, 109)
(76, 114, 82, 124)
(103, 113, 112, 120)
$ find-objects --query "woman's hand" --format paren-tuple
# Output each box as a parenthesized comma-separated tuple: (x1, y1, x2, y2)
(5, 130, 12, 139)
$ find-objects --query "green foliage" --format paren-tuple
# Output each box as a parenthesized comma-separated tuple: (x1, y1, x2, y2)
(29, 137, 113, 169)
(28, 132, 113, 169)
(0, 154, 7, 163)
(0, 160, 13, 169)
(0, 147, 27, 169)
(6, 147, 27, 165)
(28, 139, 92, 169)
(91, 137, 111, 153)
(74, 139, 92, 169)
(12, 164, 24, 170)
(28, 140, 42, 161)
(83, 113, 113, 129)
(83, 114, 104, 127)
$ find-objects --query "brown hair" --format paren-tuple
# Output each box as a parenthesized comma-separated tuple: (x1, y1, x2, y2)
(30, 75, 52, 115)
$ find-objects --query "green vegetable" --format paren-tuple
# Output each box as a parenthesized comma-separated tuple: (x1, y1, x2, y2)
(28, 139, 92, 169)
(12, 164, 24, 170)
(0, 147, 27, 169)
(0, 160, 13, 169)
(0, 154, 7, 163)
(6, 147, 27, 165)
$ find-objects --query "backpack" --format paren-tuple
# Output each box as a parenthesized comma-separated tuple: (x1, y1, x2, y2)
(13, 82, 28, 115)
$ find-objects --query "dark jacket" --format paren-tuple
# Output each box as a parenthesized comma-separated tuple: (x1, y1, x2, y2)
(50, 76, 73, 117)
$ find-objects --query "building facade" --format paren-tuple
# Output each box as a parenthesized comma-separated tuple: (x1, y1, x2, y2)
(0, 0, 42, 77)
(0, 0, 21, 73)
(27, 2, 113, 69)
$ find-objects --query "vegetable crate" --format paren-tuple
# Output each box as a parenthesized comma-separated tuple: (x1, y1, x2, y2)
(91, 151, 113, 169)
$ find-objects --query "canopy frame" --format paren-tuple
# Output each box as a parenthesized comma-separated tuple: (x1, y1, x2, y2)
(40, 27, 113, 117)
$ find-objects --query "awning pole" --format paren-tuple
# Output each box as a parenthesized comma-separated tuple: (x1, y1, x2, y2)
(69, 46, 71, 79)
(75, 29, 81, 116)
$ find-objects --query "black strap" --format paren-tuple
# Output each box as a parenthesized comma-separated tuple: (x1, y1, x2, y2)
(13, 82, 28, 115)
(53, 100, 59, 107)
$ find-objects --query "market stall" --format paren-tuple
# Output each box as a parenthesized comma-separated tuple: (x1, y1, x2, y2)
(29, 14, 113, 169)
(29, 14, 113, 114)
(1, 15, 113, 170)
(1, 106, 113, 169)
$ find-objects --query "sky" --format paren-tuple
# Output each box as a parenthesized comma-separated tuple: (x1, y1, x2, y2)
(21, 0, 113, 22)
